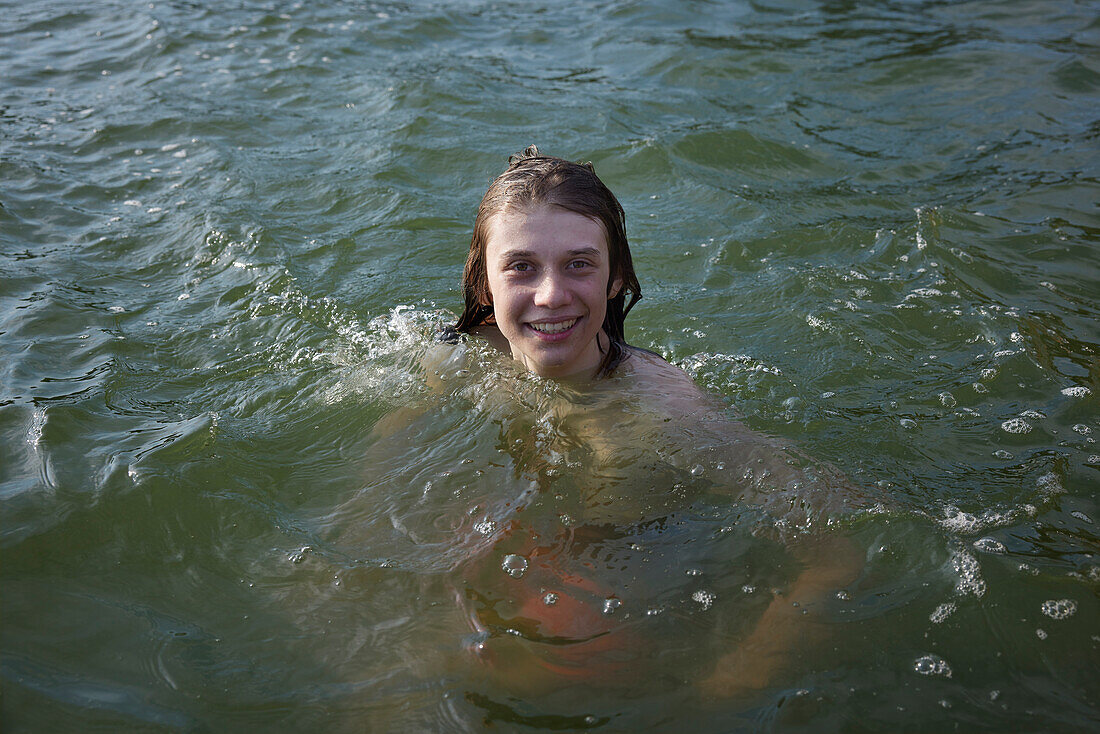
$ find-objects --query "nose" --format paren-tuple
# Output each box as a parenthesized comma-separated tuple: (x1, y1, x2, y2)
(533, 272, 571, 309)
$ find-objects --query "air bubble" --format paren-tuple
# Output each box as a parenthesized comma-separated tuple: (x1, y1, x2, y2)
(930, 602, 956, 623)
(914, 654, 952, 677)
(1072, 424, 1091, 435)
(973, 537, 1005, 554)
(692, 590, 716, 610)
(1020, 409, 1045, 420)
(1061, 386, 1091, 398)
(993, 449, 1013, 459)
(1036, 628, 1047, 640)
(502, 554, 528, 579)
(690, 464, 704, 477)
(602, 596, 622, 615)
(741, 584, 756, 594)
(939, 392, 956, 408)
(900, 418, 917, 430)
(474, 520, 496, 536)
(1040, 599, 1076, 620)
(836, 590, 850, 601)
(951, 549, 986, 598)
(543, 592, 558, 606)
(1001, 418, 1031, 434)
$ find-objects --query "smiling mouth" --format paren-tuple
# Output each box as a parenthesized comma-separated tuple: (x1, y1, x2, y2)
(527, 318, 578, 334)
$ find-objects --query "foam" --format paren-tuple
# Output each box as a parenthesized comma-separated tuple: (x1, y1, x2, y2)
(950, 548, 986, 598)
(929, 602, 956, 624)
(973, 537, 1006, 554)
(1040, 599, 1076, 620)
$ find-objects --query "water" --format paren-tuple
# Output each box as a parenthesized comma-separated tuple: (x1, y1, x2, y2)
(2, 0, 1098, 730)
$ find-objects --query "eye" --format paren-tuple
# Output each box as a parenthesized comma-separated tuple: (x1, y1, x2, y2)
(511, 262, 531, 272)
(568, 260, 591, 270)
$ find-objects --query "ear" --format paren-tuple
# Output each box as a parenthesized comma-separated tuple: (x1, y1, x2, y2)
(608, 276, 623, 299)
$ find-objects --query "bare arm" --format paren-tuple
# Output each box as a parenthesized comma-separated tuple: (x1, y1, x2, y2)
(699, 532, 864, 699)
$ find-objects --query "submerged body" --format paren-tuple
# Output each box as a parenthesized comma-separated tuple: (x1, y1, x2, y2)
(413, 331, 869, 702)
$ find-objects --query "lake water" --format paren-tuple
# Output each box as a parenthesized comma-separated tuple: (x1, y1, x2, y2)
(2, 0, 1098, 731)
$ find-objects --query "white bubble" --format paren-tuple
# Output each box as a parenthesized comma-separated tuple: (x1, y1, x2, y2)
(741, 584, 756, 594)
(473, 520, 496, 536)
(973, 537, 1005, 554)
(692, 590, 716, 610)
(1036, 472, 1062, 496)
(951, 548, 986, 598)
(980, 368, 997, 380)
(930, 602, 956, 623)
(1071, 511, 1092, 524)
(1072, 424, 1091, 435)
(1036, 628, 1047, 640)
(1040, 599, 1076, 620)
(939, 392, 956, 408)
(900, 418, 917, 429)
(914, 654, 952, 677)
(1020, 409, 1045, 420)
(690, 464, 704, 477)
(501, 554, 528, 578)
(1061, 386, 1091, 398)
(1001, 418, 1031, 434)
(993, 449, 1013, 459)
(543, 592, 558, 606)
(602, 596, 622, 614)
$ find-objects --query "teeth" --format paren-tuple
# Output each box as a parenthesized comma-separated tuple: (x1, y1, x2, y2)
(529, 319, 577, 334)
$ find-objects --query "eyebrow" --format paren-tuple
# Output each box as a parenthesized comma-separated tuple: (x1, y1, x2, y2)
(498, 247, 603, 260)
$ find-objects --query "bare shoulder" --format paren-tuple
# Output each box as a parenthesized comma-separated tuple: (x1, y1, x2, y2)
(469, 323, 511, 354)
(618, 346, 719, 413)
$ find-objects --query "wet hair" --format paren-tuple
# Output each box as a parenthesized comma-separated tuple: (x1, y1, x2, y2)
(453, 145, 642, 376)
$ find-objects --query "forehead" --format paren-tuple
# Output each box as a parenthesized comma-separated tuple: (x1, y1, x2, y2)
(484, 206, 608, 258)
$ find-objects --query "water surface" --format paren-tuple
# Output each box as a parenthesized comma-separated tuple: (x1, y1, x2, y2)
(2, 0, 1098, 730)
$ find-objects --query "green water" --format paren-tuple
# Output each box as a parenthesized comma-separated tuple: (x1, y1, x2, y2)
(2, 0, 1098, 731)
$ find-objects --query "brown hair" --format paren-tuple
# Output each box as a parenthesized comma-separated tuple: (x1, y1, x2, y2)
(453, 146, 642, 376)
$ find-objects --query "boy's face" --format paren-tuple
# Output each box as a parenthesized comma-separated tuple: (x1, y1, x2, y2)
(483, 206, 620, 379)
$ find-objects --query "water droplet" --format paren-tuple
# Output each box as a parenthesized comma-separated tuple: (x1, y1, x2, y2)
(602, 596, 622, 614)
(502, 554, 528, 579)
(914, 654, 952, 677)
(1040, 598, 1076, 620)
(690, 464, 704, 477)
